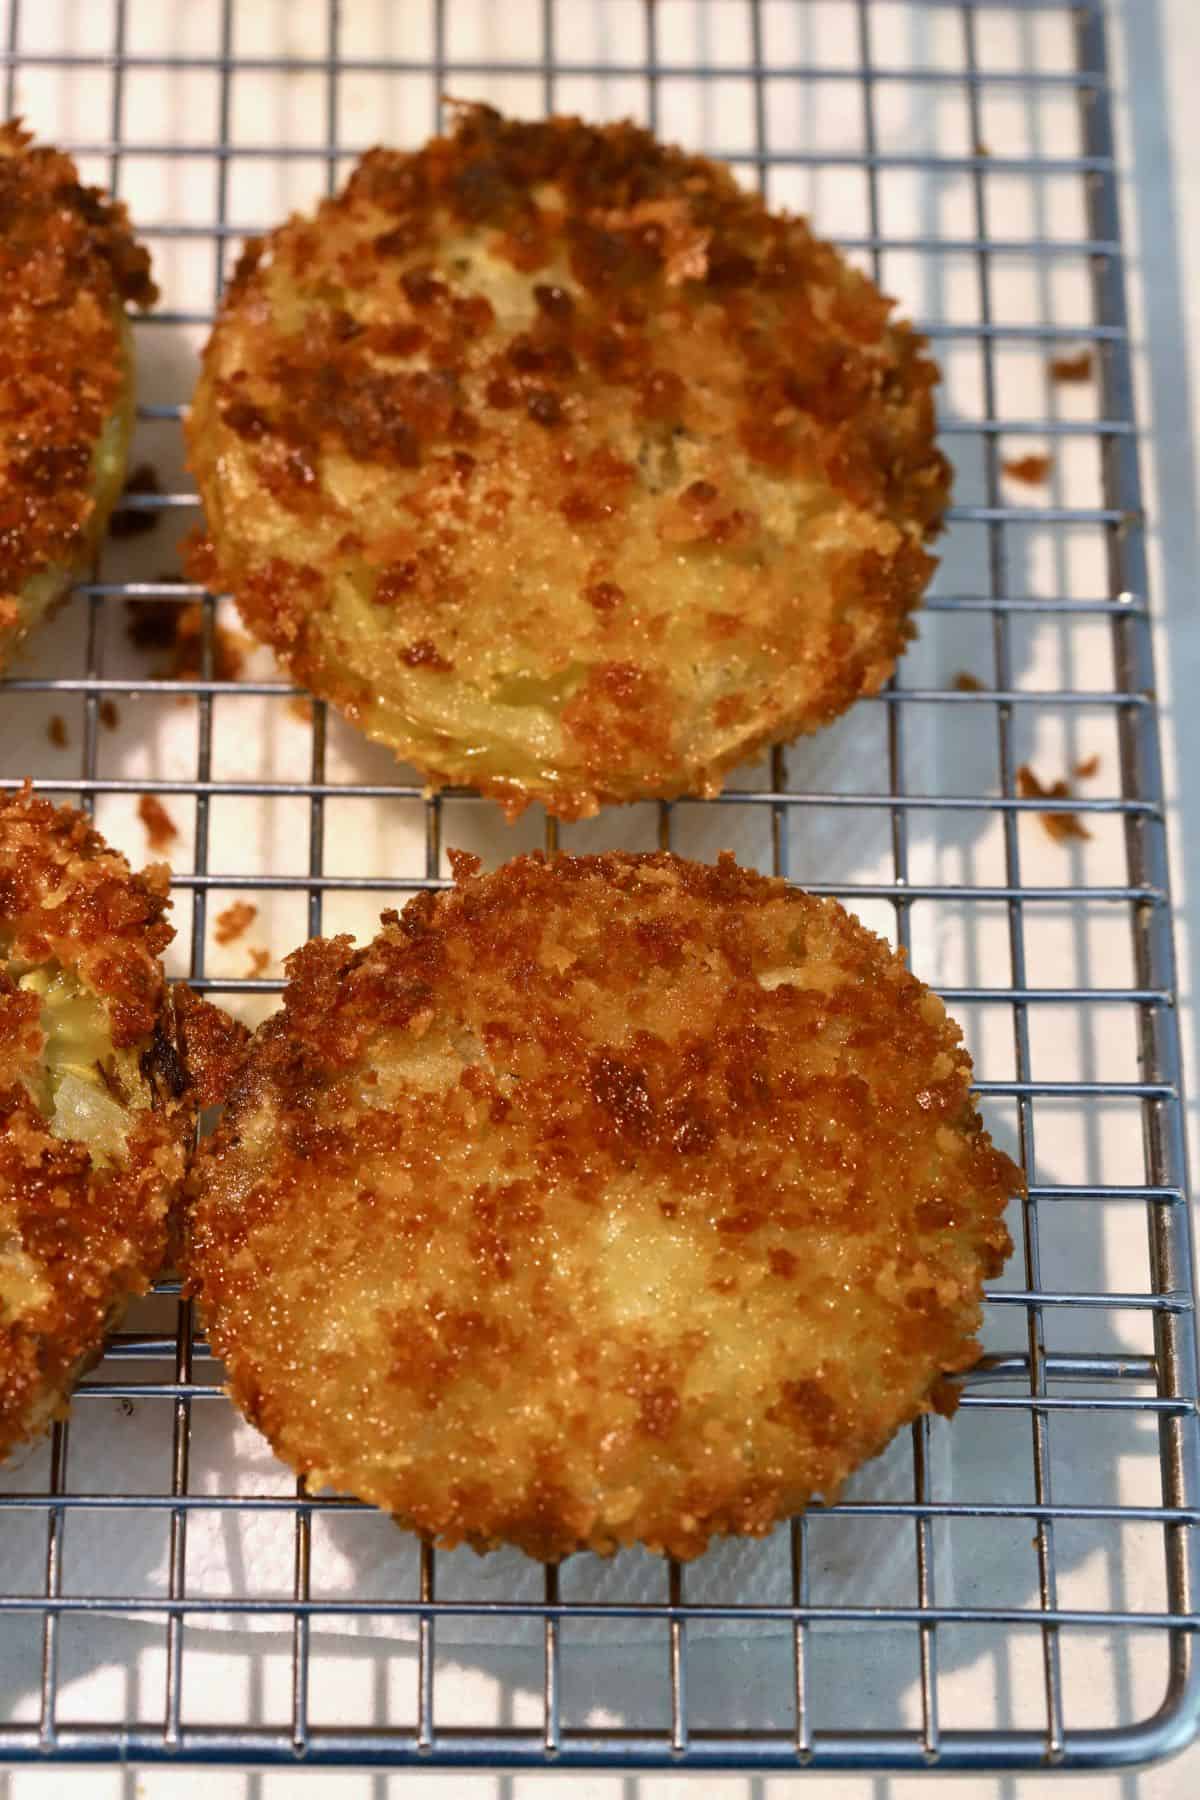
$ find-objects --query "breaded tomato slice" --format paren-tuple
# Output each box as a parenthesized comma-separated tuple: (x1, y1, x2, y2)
(188, 106, 949, 820)
(0, 788, 190, 1461)
(0, 122, 156, 671)
(186, 851, 1016, 1561)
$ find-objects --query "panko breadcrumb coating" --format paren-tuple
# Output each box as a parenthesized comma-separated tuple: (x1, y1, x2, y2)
(0, 788, 190, 1463)
(0, 122, 157, 671)
(188, 105, 950, 821)
(186, 850, 1016, 1562)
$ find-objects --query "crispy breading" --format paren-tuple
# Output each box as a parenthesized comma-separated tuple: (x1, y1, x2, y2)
(1049, 351, 1093, 384)
(186, 850, 1017, 1561)
(0, 122, 156, 670)
(171, 983, 250, 1111)
(0, 787, 191, 1464)
(188, 106, 951, 821)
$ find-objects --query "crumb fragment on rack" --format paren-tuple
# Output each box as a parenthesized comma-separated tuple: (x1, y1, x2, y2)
(125, 593, 248, 685)
(1049, 350, 1093, 383)
(1002, 452, 1052, 485)
(245, 946, 270, 979)
(99, 699, 120, 730)
(168, 603, 249, 685)
(1016, 763, 1092, 843)
(137, 793, 178, 851)
(46, 714, 68, 748)
(125, 592, 188, 650)
(952, 670, 987, 692)
(108, 463, 162, 539)
(1073, 752, 1100, 779)
(214, 901, 257, 946)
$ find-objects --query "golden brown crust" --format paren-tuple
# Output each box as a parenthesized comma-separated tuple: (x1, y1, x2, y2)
(172, 983, 251, 1110)
(0, 786, 190, 1463)
(0, 787, 173, 1049)
(186, 850, 1016, 1561)
(188, 106, 950, 820)
(0, 121, 156, 668)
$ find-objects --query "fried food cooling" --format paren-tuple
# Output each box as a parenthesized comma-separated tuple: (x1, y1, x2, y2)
(0, 788, 191, 1463)
(188, 105, 950, 820)
(186, 850, 1016, 1562)
(0, 122, 156, 671)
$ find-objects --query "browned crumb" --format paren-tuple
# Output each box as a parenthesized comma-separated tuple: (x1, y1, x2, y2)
(99, 699, 120, 731)
(214, 901, 258, 946)
(245, 946, 270, 979)
(1002, 453, 1052, 486)
(1049, 351, 1093, 384)
(1073, 753, 1100, 779)
(46, 714, 68, 748)
(125, 592, 189, 651)
(108, 463, 162, 540)
(952, 670, 987, 693)
(167, 603, 249, 684)
(973, 142, 991, 158)
(124, 594, 248, 684)
(1017, 764, 1092, 843)
(137, 794, 179, 852)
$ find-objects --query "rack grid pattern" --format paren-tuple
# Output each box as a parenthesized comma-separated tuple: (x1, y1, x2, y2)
(0, 0, 1197, 1773)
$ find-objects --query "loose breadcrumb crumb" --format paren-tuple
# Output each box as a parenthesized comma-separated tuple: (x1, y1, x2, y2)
(137, 794, 179, 851)
(125, 594, 249, 685)
(167, 603, 249, 685)
(1016, 764, 1092, 843)
(46, 715, 68, 748)
(1002, 453, 1052, 485)
(245, 947, 270, 979)
(1049, 351, 1093, 383)
(125, 594, 188, 651)
(214, 901, 258, 946)
(952, 670, 987, 693)
(99, 699, 120, 731)
(1073, 753, 1100, 779)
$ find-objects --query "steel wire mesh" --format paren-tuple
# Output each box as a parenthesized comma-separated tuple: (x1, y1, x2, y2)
(0, 0, 1196, 1772)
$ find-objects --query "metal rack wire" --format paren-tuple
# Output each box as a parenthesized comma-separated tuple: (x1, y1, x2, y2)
(0, 0, 1197, 1773)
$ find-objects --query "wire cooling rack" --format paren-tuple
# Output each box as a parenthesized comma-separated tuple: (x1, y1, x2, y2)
(0, 0, 1197, 1775)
